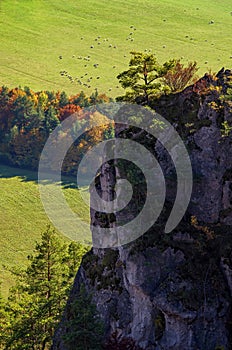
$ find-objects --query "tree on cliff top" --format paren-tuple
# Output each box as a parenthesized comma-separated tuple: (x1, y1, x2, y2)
(116, 52, 198, 104)
(116, 51, 175, 104)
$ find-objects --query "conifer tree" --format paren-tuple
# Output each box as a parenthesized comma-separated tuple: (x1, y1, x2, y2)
(63, 284, 104, 350)
(116, 51, 175, 104)
(2, 227, 88, 350)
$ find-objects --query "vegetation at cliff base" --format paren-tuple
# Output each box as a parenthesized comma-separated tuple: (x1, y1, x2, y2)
(0, 227, 88, 350)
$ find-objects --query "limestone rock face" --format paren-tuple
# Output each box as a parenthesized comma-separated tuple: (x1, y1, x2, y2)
(52, 69, 232, 349)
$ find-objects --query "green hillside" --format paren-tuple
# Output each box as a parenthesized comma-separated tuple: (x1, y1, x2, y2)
(0, 164, 90, 297)
(0, 0, 231, 97)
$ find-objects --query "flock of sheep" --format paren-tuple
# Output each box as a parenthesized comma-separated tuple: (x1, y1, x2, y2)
(59, 26, 137, 91)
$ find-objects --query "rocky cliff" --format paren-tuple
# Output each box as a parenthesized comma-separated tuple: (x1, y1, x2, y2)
(52, 69, 232, 350)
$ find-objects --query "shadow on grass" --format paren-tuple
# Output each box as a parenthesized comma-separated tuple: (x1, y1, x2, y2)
(0, 162, 79, 189)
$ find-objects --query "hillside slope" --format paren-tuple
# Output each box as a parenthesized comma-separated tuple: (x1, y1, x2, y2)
(0, 0, 231, 96)
(0, 165, 90, 297)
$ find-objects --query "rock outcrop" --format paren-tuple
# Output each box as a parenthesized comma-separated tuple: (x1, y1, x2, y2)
(52, 69, 232, 350)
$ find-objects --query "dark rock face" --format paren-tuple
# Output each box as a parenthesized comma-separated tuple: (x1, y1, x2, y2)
(52, 69, 232, 350)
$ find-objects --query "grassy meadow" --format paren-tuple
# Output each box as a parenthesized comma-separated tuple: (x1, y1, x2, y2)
(0, 164, 90, 297)
(0, 0, 231, 97)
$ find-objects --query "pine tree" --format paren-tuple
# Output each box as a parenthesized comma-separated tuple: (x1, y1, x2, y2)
(2, 227, 88, 350)
(116, 51, 175, 104)
(63, 284, 104, 350)
(59, 91, 69, 108)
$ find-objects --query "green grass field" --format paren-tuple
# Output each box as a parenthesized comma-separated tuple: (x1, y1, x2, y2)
(0, 164, 90, 297)
(0, 0, 231, 97)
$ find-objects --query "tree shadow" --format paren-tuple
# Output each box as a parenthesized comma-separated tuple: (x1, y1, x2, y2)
(0, 162, 79, 189)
